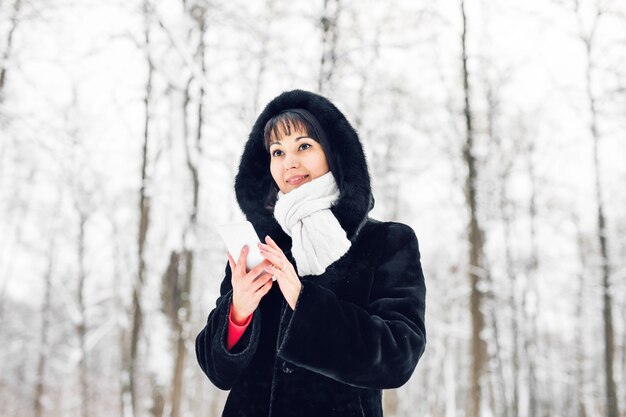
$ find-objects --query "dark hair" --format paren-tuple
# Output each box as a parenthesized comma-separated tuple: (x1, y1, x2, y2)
(262, 108, 342, 210)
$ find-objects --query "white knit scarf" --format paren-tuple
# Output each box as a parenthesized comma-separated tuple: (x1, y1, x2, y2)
(273, 171, 351, 276)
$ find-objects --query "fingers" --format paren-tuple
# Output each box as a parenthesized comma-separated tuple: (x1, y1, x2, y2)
(264, 263, 287, 280)
(258, 242, 280, 257)
(253, 274, 273, 293)
(255, 277, 273, 295)
(259, 239, 286, 265)
(237, 245, 248, 273)
(258, 241, 289, 272)
(264, 235, 280, 250)
(259, 248, 285, 269)
(265, 235, 280, 250)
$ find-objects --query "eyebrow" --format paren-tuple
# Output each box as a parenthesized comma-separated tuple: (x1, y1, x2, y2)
(269, 136, 310, 147)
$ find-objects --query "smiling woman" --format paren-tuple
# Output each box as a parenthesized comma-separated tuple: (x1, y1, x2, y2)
(195, 90, 426, 417)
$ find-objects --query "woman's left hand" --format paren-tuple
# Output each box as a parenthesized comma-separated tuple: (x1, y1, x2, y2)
(258, 235, 302, 310)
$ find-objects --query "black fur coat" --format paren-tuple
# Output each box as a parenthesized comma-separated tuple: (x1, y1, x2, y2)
(195, 90, 426, 417)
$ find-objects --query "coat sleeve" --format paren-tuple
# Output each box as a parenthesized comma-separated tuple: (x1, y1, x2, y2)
(277, 222, 426, 389)
(195, 262, 262, 390)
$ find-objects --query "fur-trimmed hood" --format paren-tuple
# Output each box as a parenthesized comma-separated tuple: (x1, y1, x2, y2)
(234, 89, 374, 248)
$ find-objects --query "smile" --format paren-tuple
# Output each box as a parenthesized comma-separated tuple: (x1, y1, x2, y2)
(286, 175, 308, 185)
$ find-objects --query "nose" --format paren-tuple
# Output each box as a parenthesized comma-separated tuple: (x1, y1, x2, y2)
(284, 152, 299, 169)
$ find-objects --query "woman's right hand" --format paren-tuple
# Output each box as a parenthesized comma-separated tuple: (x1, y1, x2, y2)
(228, 245, 274, 325)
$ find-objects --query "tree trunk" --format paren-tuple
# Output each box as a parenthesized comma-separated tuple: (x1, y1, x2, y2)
(170, 321, 187, 417)
(33, 218, 58, 417)
(498, 156, 518, 417)
(110, 216, 128, 417)
(168, 4, 205, 414)
(459, 1, 488, 416)
(444, 338, 457, 417)
(318, 0, 341, 94)
(251, 0, 275, 117)
(129, 2, 154, 415)
(0, 0, 22, 101)
(486, 290, 509, 417)
(149, 374, 165, 417)
(353, 21, 381, 133)
(502, 190, 518, 417)
(486, 68, 516, 417)
(0, 166, 34, 326)
(522, 139, 539, 417)
(578, 8, 619, 417)
(76, 210, 90, 417)
(575, 220, 588, 417)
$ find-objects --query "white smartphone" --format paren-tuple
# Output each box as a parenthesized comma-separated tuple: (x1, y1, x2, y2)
(217, 221, 274, 280)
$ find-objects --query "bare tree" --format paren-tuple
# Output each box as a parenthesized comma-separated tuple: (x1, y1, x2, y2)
(372, 85, 405, 222)
(495, 158, 515, 417)
(0, 165, 34, 325)
(33, 196, 61, 417)
(109, 206, 130, 417)
(574, 214, 590, 417)
(481, 66, 526, 417)
(74, 203, 91, 417)
(162, 3, 208, 417)
(65, 85, 92, 417)
(573, 2, 620, 416)
(459, 1, 488, 416)
(521, 131, 539, 417)
(0, 0, 27, 322)
(318, 0, 341, 94)
(488, 168, 513, 417)
(128, 1, 155, 415)
(250, 0, 277, 116)
(0, 0, 22, 102)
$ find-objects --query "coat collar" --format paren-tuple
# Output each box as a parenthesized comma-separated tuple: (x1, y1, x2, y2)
(234, 89, 374, 250)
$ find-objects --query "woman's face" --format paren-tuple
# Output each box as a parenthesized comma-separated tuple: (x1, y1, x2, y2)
(269, 129, 330, 194)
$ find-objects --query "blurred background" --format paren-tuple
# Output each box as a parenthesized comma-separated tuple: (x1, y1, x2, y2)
(1, 0, 625, 416)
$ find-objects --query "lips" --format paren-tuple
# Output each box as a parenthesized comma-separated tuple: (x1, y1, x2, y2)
(286, 175, 308, 185)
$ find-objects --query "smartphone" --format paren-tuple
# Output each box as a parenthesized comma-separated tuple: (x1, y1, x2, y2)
(217, 221, 274, 280)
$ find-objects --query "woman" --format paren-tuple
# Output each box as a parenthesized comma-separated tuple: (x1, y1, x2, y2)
(196, 89, 426, 417)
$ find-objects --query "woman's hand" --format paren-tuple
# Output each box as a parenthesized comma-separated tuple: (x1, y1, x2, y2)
(228, 246, 274, 324)
(258, 235, 302, 310)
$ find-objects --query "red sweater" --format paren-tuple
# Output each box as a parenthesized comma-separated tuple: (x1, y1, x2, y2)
(227, 303, 252, 350)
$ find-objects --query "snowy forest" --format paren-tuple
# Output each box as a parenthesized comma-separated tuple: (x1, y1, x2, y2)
(1, 0, 625, 416)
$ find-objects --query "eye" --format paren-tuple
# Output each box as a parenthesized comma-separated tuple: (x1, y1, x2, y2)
(299, 143, 311, 151)
(271, 149, 283, 157)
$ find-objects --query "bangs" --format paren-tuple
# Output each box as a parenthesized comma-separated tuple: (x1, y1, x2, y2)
(263, 112, 312, 151)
